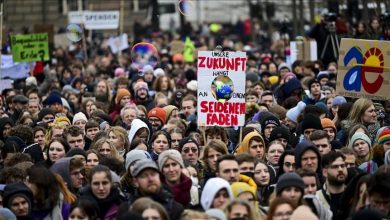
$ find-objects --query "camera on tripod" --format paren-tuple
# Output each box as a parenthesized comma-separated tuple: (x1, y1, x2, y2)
(324, 12, 337, 22)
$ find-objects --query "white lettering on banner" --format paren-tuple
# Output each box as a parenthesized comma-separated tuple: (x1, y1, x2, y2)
(82, 11, 120, 30)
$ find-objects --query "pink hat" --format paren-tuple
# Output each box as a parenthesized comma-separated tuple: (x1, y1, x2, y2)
(115, 67, 125, 77)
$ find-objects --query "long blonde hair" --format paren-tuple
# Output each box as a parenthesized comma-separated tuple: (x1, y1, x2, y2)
(348, 98, 373, 125)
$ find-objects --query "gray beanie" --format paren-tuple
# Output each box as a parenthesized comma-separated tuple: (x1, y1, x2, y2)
(158, 149, 184, 171)
(125, 150, 151, 172)
(349, 132, 372, 149)
(276, 172, 305, 195)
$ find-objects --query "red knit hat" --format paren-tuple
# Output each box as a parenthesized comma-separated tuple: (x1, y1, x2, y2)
(321, 118, 337, 133)
(115, 88, 131, 104)
(148, 107, 167, 124)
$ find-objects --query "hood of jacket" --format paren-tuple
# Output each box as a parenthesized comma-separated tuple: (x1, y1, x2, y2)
(201, 177, 233, 210)
(128, 119, 150, 144)
(295, 139, 322, 174)
(50, 157, 72, 187)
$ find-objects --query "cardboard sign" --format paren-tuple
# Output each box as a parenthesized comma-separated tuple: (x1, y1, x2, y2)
(336, 38, 390, 100)
(10, 33, 49, 62)
(83, 11, 119, 30)
(197, 51, 246, 127)
(108, 34, 129, 54)
(289, 40, 317, 64)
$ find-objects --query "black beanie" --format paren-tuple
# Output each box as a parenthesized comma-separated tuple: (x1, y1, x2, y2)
(66, 148, 87, 160)
(276, 172, 305, 195)
(38, 108, 55, 121)
(260, 114, 280, 131)
(178, 137, 199, 153)
(301, 113, 322, 131)
(269, 126, 290, 143)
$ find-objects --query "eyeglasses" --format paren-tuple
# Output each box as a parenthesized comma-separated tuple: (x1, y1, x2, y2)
(345, 162, 355, 168)
(182, 147, 198, 153)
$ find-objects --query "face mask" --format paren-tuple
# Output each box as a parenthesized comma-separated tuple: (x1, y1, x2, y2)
(190, 176, 199, 186)
(241, 171, 254, 179)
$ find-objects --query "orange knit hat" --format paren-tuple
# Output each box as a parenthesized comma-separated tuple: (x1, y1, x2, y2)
(115, 88, 131, 104)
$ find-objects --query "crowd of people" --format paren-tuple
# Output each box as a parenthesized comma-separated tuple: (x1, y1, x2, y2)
(0, 10, 389, 220)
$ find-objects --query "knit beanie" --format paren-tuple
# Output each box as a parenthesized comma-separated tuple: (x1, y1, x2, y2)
(231, 182, 256, 199)
(163, 105, 179, 121)
(321, 118, 336, 133)
(286, 101, 306, 123)
(115, 88, 131, 104)
(315, 102, 329, 115)
(125, 150, 151, 172)
(349, 132, 372, 148)
(153, 68, 165, 78)
(133, 81, 149, 92)
(332, 96, 347, 107)
(178, 137, 199, 153)
(142, 65, 154, 74)
(44, 92, 62, 106)
(66, 148, 87, 160)
(276, 172, 305, 195)
(269, 126, 290, 142)
(317, 71, 329, 81)
(158, 149, 185, 171)
(38, 108, 55, 121)
(260, 113, 280, 131)
(114, 67, 125, 77)
(54, 116, 71, 125)
(148, 107, 167, 124)
(301, 113, 322, 131)
(378, 128, 390, 145)
(72, 112, 88, 125)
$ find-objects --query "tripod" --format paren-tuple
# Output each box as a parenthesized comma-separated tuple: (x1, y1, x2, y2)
(320, 21, 339, 62)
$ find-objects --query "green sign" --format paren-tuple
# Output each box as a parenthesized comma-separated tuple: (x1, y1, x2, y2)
(11, 33, 49, 62)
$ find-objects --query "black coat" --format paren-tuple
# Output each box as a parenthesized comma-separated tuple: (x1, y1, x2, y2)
(117, 187, 184, 220)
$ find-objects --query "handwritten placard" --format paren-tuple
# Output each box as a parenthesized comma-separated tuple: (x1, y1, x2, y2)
(11, 33, 49, 62)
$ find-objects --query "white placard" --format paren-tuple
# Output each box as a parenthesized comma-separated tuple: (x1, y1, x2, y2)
(83, 11, 120, 30)
(1, 55, 30, 79)
(68, 11, 88, 24)
(0, 79, 13, 93)
(197, 51, 246, 127)
(108, 34, 129, 54)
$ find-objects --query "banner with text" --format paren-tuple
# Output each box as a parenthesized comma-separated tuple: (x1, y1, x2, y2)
(83, 11, 119, 30)
(336, 38, 390, 100)
(10, 33, 49, 62)
(197, 51, 246, 127)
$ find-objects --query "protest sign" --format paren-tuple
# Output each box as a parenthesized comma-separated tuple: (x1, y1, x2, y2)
(83, 11, 119, 30)
(336, 38, 390, 100)
(197, 51, 246, 127)
(10, 33, 49, 62)
(68, 11, 88, 24)
(0, 79, 13, 93)
(107, 34, 129, 54)
(289, 40, 317, 64)
(1, 55, 30, 79)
